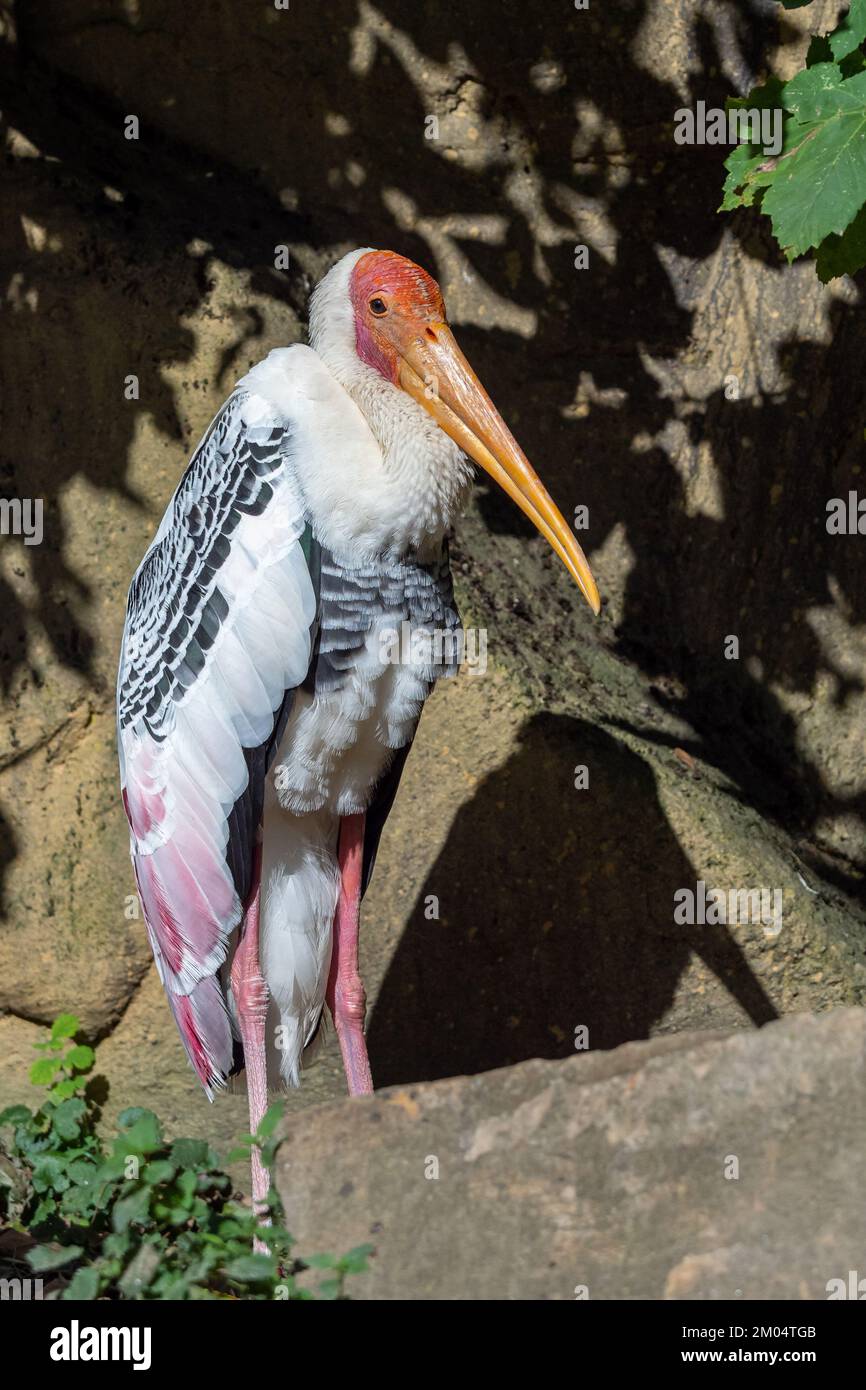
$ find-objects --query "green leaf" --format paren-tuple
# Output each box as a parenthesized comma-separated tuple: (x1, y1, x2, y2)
(29, 1057, 61, 1086)
(112, 1186, 152, 1233)
(841, 48, 866, 77)
(780, 62, 844, 118)
(32, 1155, 68, 1191)
(816, 201, 866, 277)
(176, 1168, 197, 1206)
(48, 1079, 81, 1102)
(259, 1138, 282, 1168)
(763, 68, 866, 255)
(829, 0, 866, 61)
(200, 1171, 230, 1193)
(728, 76, 787, 115)
(63, 1265, 100, 1300)
(62, 1185, 98, 1218)
(169, 1137, 209, 1168)
(118, 1242, 162, 1298)
(720, 142, 768, 210)
(94, 1154, 126, 1183)
(0, 1104, 31, 1126)
(217, 1217, 245, 1239)
(255, 1103, 285, 1142)
(142, 1159, 176, 1186)
(339, 1242, 374, 1274)
(27, 1243, 83, 1271)
(721, 78, 794, 212)
(52, 1098, 87, 1141)
(102, 1231, 132, 1261)
(50, 1014, 80, 1042)
(118, 1107, 149, 1128)
(66, 1045, 95, 1072)
(808, 36, 866, 78)
(3, 1016, 369, 1302)
(119, 1112, 162, 1155)
(303, 1252, 338, 1269)
(189, 1195, 209, 1224)
(223, 1253, 277, 1283)
(31, 1197, 58, 1225)
(66, 1157, 98, 1184)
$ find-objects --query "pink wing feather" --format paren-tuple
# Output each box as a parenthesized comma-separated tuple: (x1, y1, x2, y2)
(117, 382, 316, 1094)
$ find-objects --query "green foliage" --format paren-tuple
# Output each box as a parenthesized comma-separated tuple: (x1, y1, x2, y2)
(722, 0, 866, 280)
(0, 1016, 372, 1300)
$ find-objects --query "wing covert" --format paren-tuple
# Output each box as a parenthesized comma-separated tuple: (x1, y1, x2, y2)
(117, 386, 316, 1094)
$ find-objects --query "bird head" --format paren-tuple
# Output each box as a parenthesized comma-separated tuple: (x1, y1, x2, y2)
(312, 248, 600, 614)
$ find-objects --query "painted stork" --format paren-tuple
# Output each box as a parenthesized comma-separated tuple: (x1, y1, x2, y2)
(117, 249, 600, 1210)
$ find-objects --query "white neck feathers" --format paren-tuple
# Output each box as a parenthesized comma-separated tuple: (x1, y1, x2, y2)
(302, 251, 473, 561)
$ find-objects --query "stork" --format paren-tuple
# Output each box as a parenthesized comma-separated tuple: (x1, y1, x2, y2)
(117, 249, 600, 1213)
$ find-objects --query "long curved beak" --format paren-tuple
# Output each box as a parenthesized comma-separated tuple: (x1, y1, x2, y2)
(395, 322, 600, 615)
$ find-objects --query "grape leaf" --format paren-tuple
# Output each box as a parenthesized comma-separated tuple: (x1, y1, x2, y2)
(815, 202, 866, 278)
(27, 1243, 83, 1271)
(66, 1044, 95, 1072)
(112, 1186, 152, 1233)
(169, 1136, 208, 1167)
(762, 67, 866, 256)
(117, 1111, 162, 1155)
(52, 1097, 86, 1140)
(29, 1057, 61, 1086)
(721, 143, 784, 212)
(829, 0, 866, 61)
(0, 1104, 31, 1126)
(720, 78, 789, 210)
(781, 62, 845, 119)
(63, 1266, 100, 1300)
(255, 1102, 284, 1141)
(50, 1014, 80, 1042)
(224, 1253, 277, 1282)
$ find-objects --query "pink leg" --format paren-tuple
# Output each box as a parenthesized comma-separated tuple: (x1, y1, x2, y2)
(326, 812, 373, 1096)
(230, 846, 271, 1230)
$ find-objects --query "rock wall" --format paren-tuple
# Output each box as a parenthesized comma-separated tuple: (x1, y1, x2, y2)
(277, 1009, 866, 1300)
(1, 1, 865, 1144)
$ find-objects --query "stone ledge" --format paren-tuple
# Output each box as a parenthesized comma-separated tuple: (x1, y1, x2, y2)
(277, 1009, 866, 1300)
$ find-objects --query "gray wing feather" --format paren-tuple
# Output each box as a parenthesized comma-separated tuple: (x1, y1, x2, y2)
(117, 388, 316, 1094)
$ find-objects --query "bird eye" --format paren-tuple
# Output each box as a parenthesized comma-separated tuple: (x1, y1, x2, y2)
(369, 297, 388, 316)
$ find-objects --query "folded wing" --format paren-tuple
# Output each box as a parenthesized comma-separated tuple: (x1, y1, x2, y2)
(117, 386, 316, 1095)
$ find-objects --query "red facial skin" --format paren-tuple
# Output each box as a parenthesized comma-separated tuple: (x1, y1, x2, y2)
(349, 250, 445, 383)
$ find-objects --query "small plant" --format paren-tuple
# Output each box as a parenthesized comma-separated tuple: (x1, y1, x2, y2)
(0, 1015, 371, 1300)
(722, 0, 866, 280)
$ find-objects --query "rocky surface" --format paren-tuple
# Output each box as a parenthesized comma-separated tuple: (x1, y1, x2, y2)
(277, 1008, 866, 1300)
(0, 0, 865, 1174)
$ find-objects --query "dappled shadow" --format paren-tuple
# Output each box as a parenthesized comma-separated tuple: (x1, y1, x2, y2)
(367, 713, 778, 1085)
(615, 298, 866, 848)
(2, 0, 866, 915)
(0, 146, 194, 693)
